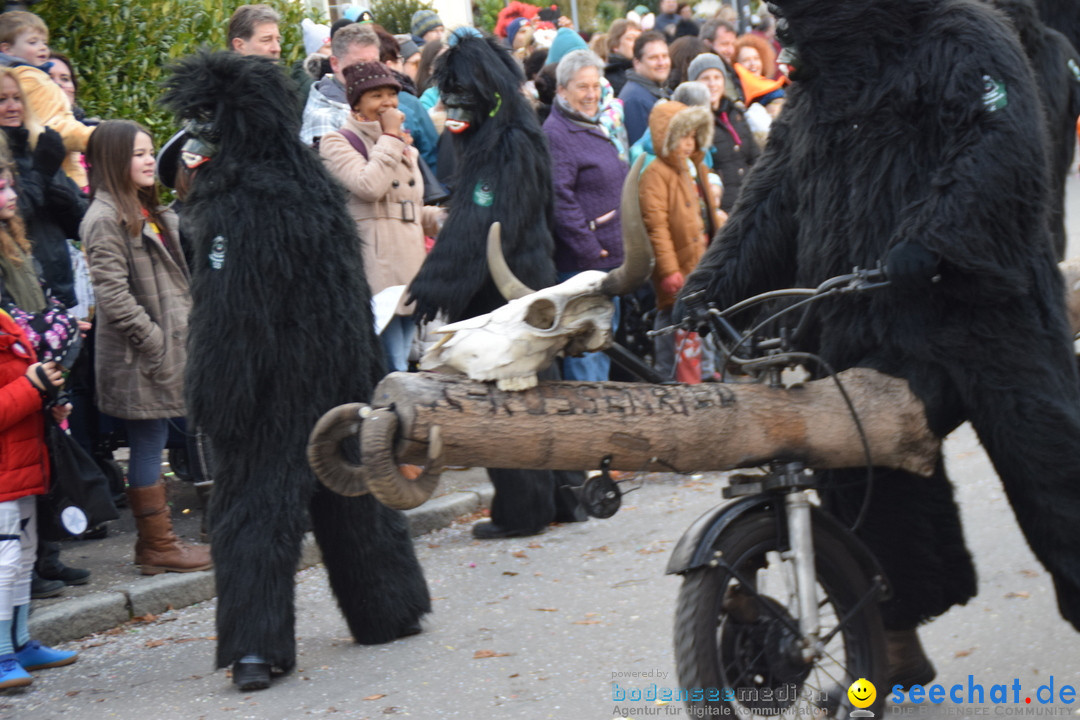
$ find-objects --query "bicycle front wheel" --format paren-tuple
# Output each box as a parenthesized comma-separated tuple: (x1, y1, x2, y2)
(673, 510, 886, 718)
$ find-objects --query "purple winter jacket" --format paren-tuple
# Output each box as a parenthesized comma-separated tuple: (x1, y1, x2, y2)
(543, 101, 629, 273)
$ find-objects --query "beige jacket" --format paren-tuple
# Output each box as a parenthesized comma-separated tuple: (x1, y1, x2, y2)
(320, 115, 441, 315)
(11, 65, 93, 188)
(81, 191, 189, 419)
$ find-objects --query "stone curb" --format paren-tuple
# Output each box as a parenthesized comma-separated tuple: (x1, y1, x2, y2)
(29, 487, 493, 646)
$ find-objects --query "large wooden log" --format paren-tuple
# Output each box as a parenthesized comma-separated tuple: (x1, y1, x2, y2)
(370, 368, 939, 478)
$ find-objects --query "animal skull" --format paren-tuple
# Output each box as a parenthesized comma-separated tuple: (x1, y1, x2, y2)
(420, 157, 652, 391)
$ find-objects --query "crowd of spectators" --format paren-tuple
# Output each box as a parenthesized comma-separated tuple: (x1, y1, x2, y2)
(0, 0, 785, 692)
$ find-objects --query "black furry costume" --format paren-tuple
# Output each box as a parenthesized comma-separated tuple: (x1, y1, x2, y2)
(407, 34, 583, 533)
(1037, 0, 1080, 56)
(680, 0, 1080, 632)
(160, 52, 430, 676)
(992, 0, 1080, 259)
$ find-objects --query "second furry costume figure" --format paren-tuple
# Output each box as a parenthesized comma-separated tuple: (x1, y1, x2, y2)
(679, 0, 1080, 688)
(407, 31, 585, 539)
(160, 52, 430, 691)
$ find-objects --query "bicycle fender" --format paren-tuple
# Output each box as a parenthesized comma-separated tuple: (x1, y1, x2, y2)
(665, 495, 778, 575)
(665, 497, 893, 599)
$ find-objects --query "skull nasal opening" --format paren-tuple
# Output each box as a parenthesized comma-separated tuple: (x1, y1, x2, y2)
(525, 298, 558, 329)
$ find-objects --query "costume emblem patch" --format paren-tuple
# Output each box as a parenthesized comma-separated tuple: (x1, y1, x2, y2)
(209, 235, 226, 270)
(981, 75, 1007, 112)
(1069, 58, 1080, 83)
(473, 182, 494, 207)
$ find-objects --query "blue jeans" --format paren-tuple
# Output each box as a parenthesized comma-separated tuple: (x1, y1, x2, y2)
(125, 418, 170, 489)
(556, 270, 620, 382)
(381, 315, 417, 373)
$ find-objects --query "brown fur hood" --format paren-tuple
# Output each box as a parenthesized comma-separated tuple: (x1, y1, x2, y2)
(648, 101, 714, 167)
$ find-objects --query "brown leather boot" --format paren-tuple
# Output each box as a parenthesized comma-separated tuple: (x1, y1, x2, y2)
(886, 629, 936, 688)
(127, 483, 213, 575)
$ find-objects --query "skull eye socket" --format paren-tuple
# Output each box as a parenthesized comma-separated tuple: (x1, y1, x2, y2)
(524, 298, 557, 329)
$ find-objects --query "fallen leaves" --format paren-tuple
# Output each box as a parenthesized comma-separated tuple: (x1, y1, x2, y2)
(364, 694, 387, 701)
(1004, 591, 1031, 599)
(954, 647, 977, 658)
(473, 649, 512, 659)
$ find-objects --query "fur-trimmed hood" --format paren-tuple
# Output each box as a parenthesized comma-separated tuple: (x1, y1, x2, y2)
(648, 101, 713, 168)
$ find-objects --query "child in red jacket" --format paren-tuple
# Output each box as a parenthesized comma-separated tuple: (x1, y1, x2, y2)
(0, 172, 77, 689)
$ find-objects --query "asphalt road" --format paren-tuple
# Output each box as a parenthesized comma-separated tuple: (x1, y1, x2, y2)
(5, 179, 1080, 720)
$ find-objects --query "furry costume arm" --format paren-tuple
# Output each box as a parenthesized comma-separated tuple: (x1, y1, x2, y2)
(320, 131, 411, 202)
(884, 17, 1047, 298)
(82, 212, 164, 359)
(408, 124, 557, 323)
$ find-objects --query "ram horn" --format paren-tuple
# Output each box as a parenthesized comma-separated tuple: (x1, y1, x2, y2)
(600, 154, 654, 297)
(307, 403, 371, 497)
(487, 222, 536, 301)
(360, 408, 443, 510)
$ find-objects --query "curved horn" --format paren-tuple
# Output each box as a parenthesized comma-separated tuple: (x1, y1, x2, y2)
(487, 222, 535, 301)
(360, 408, 443, 510)
(307, 403, 371, 497)
(600, 154, 654, 297)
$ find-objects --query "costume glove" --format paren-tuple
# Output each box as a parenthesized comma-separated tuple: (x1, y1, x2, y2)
(885, 239, 939, 290)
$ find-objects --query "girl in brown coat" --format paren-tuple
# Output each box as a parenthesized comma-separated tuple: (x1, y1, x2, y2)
(319, 62, 444, 373)
(638, 100, 719, 382)
(81, 120, 210, 575)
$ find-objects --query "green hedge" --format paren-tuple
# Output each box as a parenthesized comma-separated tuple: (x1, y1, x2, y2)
(371, 0, 435, 36)
(37, 0, 324, 144)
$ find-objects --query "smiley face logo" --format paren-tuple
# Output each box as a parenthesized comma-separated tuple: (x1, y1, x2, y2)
(848, 678, 877, 709)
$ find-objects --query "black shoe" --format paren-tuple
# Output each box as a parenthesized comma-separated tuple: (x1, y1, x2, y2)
(38, 564, 91, 586)
(232, 661, 272, 691)
(471, 521, 546, 540)
(30, 573, 64, 599)
(397, 622, 422, 639)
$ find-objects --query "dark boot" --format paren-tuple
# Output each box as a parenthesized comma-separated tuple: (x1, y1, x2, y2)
(29, 571, 64, 599)
(886, 629, 936, 688)
(36, 540, 90, 586)
(127, 483, 212, 575)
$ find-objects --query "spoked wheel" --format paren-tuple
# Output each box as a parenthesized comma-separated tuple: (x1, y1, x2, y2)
(674, 511, 886, 718)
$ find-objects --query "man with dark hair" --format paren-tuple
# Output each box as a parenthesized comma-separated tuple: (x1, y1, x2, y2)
(228, 3, 282, 59)
(300, 23, 380, 147)
(618, 30, 671, 144)
(698, 17, 740, 102)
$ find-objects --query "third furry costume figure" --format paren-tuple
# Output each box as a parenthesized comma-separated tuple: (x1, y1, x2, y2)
(160, 51, 430, 691)
(678, 0, 1080, 687)
(407, 31, 585, 538)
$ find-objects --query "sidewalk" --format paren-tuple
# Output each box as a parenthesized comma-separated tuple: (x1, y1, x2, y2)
(28, 466, 493, 646)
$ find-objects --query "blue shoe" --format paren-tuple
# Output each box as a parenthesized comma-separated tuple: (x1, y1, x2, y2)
(0, 654, 31, 689)
(14, 640, 77, 671)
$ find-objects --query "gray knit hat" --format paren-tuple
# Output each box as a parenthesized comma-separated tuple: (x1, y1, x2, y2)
(687, 52, 726, 82)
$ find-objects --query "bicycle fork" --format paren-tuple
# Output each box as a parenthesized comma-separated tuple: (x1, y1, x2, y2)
(785, 489, 823, 663)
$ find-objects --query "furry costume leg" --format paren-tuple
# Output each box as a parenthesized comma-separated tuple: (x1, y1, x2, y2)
(210, 450, 307, 671)
(310, 486, 431, 644)
(822, 464, 977, 630)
